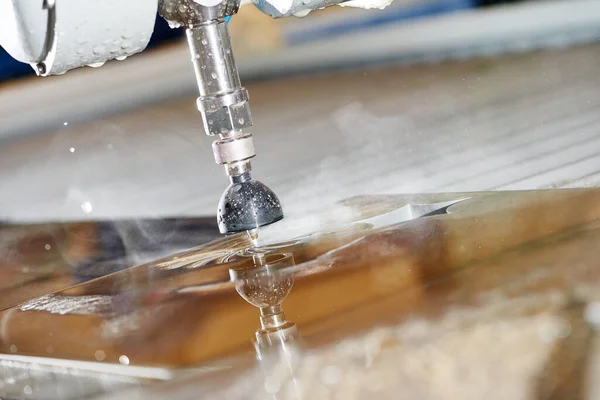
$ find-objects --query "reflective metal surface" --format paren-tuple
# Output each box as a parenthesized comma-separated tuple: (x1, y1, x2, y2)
(2, 189, 600, 399)
(0, 218, 220, 312)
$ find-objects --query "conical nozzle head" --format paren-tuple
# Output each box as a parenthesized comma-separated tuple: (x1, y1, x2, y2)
(217, 174, 284, 234)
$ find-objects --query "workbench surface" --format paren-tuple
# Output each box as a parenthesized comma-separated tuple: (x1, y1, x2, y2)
(1, 44, 599, 223)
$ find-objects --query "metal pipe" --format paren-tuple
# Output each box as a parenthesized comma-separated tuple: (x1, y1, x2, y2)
(186, 21, 241, 97)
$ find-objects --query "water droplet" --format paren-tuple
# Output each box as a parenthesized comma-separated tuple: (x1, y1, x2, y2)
(293, 9, 311, 17)
(178, 4, 187, 12)
(63, 121, 68, 126)
(115, 55, 127, 61)
(238, 118, 245, 124)
(88, 61, 105, 68)
(81, 201, 93, 214)
(119, 355, 130, 365)
(95, 350, 106, 361)
(208, 119, 214, 125)
(264, 376, 281, 394)
(211, 72, 217, 79)
(195, 53, 200, 59)
(225, 48, 231, 54)
(201, 38, 208, 46)
(69, 147, 75, 153)
(24, 385, 33, 395)
(45, 244, 51, 250)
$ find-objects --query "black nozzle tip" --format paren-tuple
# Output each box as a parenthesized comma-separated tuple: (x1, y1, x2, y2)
(217, 178, 284, 234)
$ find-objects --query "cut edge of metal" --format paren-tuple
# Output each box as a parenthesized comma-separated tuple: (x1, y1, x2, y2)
(0, 353, 175, 381)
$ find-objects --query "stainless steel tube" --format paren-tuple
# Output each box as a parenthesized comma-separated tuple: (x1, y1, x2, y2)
(186, 21, 241, 96)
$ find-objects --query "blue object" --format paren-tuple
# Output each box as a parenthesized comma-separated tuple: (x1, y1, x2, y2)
(0, 48, 26, 82)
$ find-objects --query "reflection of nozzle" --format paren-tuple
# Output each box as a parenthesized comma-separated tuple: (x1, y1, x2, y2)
(255, 307, 299, 350)
(229, 252, 300, 348)
(229, 252, 294, 308)
(231, 250, 302, 398)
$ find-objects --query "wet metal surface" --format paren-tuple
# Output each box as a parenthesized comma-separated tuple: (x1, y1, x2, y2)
(0, 218, 220, 312)
(2, 189, 600, 399)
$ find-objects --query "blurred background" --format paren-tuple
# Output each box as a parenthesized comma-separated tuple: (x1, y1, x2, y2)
(1, 0, 600, 225)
